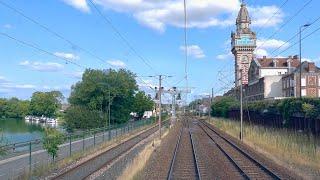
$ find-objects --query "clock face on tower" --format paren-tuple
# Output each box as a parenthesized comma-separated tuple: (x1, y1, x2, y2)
(235, 35, 254, 46)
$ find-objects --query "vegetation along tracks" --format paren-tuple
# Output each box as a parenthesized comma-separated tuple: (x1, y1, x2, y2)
(198, 120, 281, 180)
(51, 122, 165, 180)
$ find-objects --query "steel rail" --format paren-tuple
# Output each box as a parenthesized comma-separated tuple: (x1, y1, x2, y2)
(52, 121, 168, 180)
(199, 120, 281, 180)
(189, 128, 201, 180)
(167, 126, 183, 180)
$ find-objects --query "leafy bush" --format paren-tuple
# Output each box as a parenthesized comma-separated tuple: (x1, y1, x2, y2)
(211, 96, 238, 118)
(63, 105, 105, 131)
(43, 128, 64, 161)
(213, 96, 320, 125)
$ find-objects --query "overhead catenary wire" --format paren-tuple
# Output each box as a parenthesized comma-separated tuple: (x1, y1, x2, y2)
(256, 0, 313, 50)
(87, 0, 157, 73)
(0, 32, 85, 69)
(0, 0, 108, 65)
(274, 23, 320, 57)
(270, 15, 320, 56)
(255, 0, 289, 35)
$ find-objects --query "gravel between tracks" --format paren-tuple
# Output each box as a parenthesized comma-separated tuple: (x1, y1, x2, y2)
(191, 120, 244, 180)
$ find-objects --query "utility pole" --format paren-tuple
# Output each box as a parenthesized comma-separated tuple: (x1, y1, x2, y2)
(158, 75, 162, 139)
(210, 88, 214, 118)
(108, 91, 111, 127)
(240, 70, 243, 141)
(299, 23, 311, 98)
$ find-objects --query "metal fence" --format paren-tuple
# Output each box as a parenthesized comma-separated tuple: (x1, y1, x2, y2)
(0, 118, 156, 179)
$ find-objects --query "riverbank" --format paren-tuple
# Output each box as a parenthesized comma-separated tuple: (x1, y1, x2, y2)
(208, 117, 320, 179)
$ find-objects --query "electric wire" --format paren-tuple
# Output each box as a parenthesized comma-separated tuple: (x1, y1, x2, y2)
(270, 15, 320, 56)
(0, 0, 107, 65)
(0, 32, 85, 69)
(256, 0, 313, 50)
(87, 0, 157, 73)
(255, 0, 289, 35)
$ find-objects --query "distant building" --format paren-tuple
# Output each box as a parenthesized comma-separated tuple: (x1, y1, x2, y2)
(245, 56, 300, 101)
(282, 61, 320, 98)
(248, 56, 300, 83)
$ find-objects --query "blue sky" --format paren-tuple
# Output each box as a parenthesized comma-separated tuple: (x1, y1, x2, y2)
(0, 0, 320, 102)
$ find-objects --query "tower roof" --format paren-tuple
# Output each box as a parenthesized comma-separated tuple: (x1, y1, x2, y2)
(236, 3, 251, 25)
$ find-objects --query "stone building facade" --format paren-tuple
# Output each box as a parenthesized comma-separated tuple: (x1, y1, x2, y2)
(282, 61, 320, 98)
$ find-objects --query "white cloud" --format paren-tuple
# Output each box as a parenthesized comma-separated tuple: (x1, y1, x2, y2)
(254, 49, 268, 57)
(54, 52, 79, 61)
(180, 45, 205, 59)
(65, 71, 83, 79)
(0, 76, 8, 83)
(256, 39, 289, 49)
(41, 85, 70, 91)
(3, 24, 13, 29)
(107, 59, 126, 68)
(0, 83, 36, 89)
(254, 38, 289, 58)
(216, 52, 232, 60)
(19, 60, 64, 72)
(249, 6, 284, 27)
(61, 0, 90, 13)
(62, 0, 284, 32)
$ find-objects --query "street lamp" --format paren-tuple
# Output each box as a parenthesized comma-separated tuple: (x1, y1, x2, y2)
(299, 23, 311, 98)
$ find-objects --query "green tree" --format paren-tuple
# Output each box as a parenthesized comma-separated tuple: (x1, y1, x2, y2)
(0, 98, 6, 118)
(133, 91, 154, 118)
(29, 91, 63, 117)
(43, 128, 64, 161)
(3, 98, 30, 118)
(67, 69, 138, 129)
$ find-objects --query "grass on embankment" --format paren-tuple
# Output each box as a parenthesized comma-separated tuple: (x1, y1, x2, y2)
(208, 118, 320, 179)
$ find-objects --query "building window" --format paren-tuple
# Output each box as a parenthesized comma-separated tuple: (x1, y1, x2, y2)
(278, 72, 281, 75)
(302, 77, 306, 86)
(308, 76, 316, 86)
(302, 89, 306, 97)
(290, 79, 295, 87)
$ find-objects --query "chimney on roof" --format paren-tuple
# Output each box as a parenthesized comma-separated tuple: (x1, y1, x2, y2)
(273, 59, 278, 68)
(308, 62, 316, 72)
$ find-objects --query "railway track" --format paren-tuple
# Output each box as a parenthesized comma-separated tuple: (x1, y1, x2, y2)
(167, 119, 200, 180)
(51, 122, 165, 180)
(197, 120, 281, 180)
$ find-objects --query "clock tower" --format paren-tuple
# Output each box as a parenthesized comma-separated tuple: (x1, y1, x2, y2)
(231, 3, 256, 86)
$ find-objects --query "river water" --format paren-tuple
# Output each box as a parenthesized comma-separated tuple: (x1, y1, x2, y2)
(0, 118, 48, 144)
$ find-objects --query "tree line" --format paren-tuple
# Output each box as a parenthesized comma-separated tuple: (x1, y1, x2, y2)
(0, 91, 63, 119)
